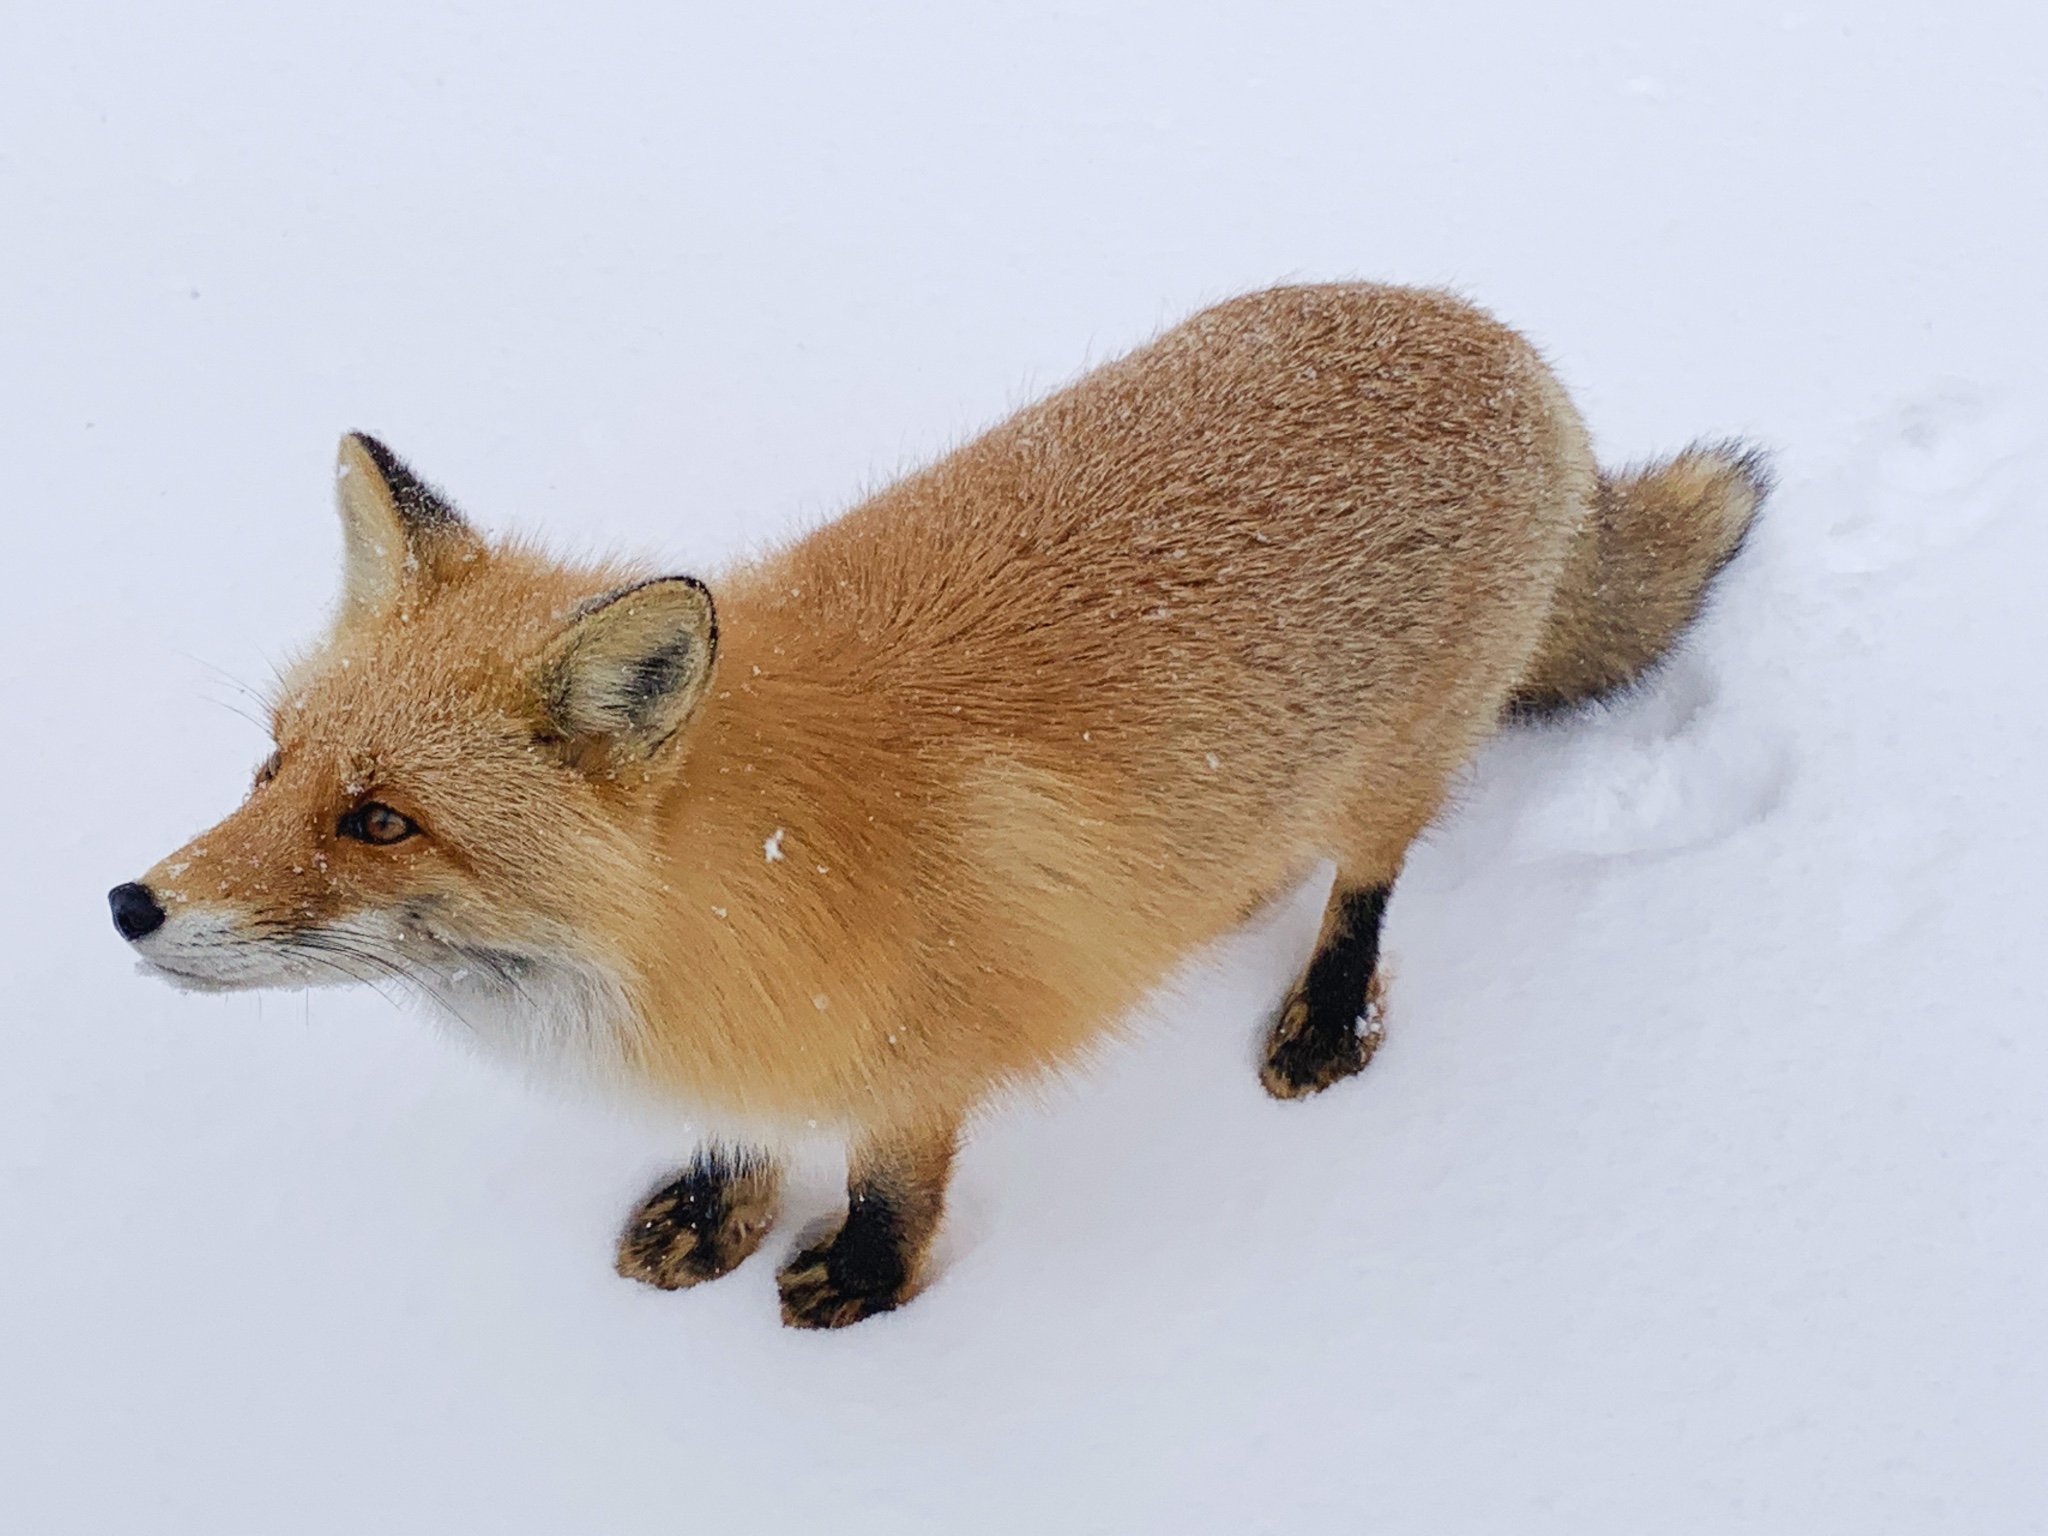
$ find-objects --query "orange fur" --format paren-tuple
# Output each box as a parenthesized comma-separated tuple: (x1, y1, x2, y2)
(124, 283, 1764, 1320)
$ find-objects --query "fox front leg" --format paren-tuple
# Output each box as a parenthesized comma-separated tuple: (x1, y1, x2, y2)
(616, 1144, 783, 1289)
(778, 1118, 957, 1329)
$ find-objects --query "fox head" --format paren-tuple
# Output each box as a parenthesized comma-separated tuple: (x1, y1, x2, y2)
(112, 435, 718, 1072)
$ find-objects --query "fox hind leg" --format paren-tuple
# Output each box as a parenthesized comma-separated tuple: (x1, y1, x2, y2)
(1261, 881, 1392, 1100)
(616, 1144, 783, 1289)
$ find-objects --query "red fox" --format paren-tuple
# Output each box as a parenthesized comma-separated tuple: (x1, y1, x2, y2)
(113, 284, 1765, 1328)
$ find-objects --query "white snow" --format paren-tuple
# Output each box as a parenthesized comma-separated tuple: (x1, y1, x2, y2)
(4, 3, 2046, 1531)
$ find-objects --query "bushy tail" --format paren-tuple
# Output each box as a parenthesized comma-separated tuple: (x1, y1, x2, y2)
(1512, 441, 1770, 714)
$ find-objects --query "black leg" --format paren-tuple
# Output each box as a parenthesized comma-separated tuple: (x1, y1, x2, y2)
(1260, 882, 1391, 1100)
(616, 1145, 782, 1289)
(778, 1122, 955, 1329)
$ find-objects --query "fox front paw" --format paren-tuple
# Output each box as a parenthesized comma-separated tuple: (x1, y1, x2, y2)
(616, 1151, 781, 1290)
(776, 1219, 915, 1330)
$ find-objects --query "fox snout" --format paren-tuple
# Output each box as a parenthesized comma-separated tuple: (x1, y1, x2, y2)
(109, 881, 167, 942)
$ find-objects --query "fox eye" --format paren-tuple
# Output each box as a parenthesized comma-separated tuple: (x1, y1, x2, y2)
(253, 751, 282, 788)
(337, 801, 419, 846)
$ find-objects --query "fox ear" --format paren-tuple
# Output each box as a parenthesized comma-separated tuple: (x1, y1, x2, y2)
(540, 577, 718, 757)
(334, 433, 483, 624)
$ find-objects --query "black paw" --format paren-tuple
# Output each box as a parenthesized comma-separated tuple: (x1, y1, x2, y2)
(776, 1213, 913, 1330)
(1259, 976, 1385, 1100)
(616, 1152, 780, 1290)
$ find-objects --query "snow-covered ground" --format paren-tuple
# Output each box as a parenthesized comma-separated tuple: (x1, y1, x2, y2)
(4, 3, 2045, 1530)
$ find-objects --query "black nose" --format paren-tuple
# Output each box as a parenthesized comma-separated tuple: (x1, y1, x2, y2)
(109, 882, 166, 941)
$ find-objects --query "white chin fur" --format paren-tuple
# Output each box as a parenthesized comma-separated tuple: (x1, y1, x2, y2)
(419, 943, 638, 1087)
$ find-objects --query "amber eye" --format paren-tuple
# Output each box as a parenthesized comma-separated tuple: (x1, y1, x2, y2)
(337, 801, 419, 846)
(253, 751, 282, 788)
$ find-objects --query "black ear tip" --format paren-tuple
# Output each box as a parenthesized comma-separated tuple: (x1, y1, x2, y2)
(348, 432, 406, 479)
(109, 882, 166, 942)
(341, 432, 464, 530)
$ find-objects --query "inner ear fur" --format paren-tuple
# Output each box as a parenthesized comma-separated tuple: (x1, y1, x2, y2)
(539, 576, 719, 757)
(335, 432, 484, 625)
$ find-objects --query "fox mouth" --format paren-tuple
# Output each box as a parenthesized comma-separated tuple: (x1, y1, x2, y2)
(128, 904, 634, 1079)
(126, 905, 422, 995)
(132, 942, 358, 994)
(134, 909, 565, 1002)
(135, 957, 248, 994)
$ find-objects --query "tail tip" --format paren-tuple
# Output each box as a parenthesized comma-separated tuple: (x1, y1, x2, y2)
(1689, 438, 1773, 567)
(1705, 435, 1774, 508)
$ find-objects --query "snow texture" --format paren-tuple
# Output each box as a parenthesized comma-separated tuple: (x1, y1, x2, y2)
(3, 3, 2045, 1531)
